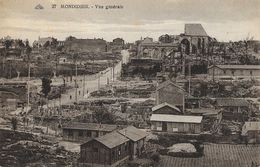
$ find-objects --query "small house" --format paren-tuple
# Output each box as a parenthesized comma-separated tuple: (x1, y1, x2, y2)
(214, 98, 251, 121)
(79, 132, 130, 167)
(118, 126, 148, 159)
(156, 80, 186, 111)
(150, 114, 203, 134)
(152, 102, 182, 115)
(241, 122, 260, 143)
(62, 122, 118, 142)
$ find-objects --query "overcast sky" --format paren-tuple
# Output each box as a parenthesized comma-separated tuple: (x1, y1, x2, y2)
(0, 0, 259, 43)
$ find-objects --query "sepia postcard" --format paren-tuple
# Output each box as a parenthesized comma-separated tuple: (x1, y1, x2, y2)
(0, 0, 260, 166)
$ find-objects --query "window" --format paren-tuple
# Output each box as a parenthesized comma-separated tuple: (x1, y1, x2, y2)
(250, 71, 253, 76)
(87, 131, 92, 137)
(68, 130, 73, 137)
(93, 147, 98, 152)
(79, 130, 83, 137)
(118, 150, 121, 156)
(223, 70, 226, 74)
(231, 70, 234, 76)
(70, 95, 72, 99)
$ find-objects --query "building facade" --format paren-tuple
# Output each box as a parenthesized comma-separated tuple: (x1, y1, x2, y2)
(208, 65, 260, 79)
(150, 114, 202, 134)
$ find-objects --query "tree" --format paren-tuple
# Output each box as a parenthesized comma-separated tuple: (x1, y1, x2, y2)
(41, 77, 52, 98)
(11, 117, 18, 131)
(93, 107, 116, 124)
(43, 41, 50, 48)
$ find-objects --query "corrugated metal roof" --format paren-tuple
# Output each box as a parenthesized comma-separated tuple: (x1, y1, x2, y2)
(152, 102, 181, 113)
(63, 122, 118, 132)
(185, 24, 208, 36)
(150, 114, 203, 123)
(209, 65, 260, 70)
(95, 131, 129, 148)
(216, 98, 250, 107)
(118, 126, 148, 142)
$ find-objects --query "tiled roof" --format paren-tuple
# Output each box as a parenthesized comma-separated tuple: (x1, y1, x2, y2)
(63, 122, 118, 132)
(215, 98, 250, 107)
(95, 131, 129, 148)
(152, 102, 181, 113)
(150, 114, 203, 123)
(118, 126, 148, 142)
(185, 24, 208, 36)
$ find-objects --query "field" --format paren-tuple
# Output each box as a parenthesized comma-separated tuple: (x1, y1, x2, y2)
(160, 143, 260, 167)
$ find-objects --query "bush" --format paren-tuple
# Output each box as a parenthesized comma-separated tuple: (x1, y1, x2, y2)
(221, 125, 232, 136)
(150, 152, 160, 162)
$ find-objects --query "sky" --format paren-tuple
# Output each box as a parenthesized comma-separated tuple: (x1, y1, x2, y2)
(0, 0, 259, 43)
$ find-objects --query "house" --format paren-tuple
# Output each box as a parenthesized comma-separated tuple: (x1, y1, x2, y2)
(241, 122, 260, 143)
(152, 102, 182, 115)
(118, 126, 148, 159)
(156, 80, 186, 111)
(79, 131, 130, 167)
(208, 65, 260, 79)
(62, 122, 118, 142)
(150, 114, 203, 134)
(112, 38, 125, 50)
(214, 98, 251, 121)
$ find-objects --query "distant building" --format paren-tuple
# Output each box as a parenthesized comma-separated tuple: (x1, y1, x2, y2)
(241, 122, 260, 143)
(62, 122, 118, 142)
(156, 80, 186, 111)
(150, 114, 203, 134)
(181, 23, 210, 55)
(214, 98, 251, 121)
(152, 102, 182, 115)
(112, 38, 125, 50)
(33, 37, 53, 47)
(208, 65, 260, 79)
(118, 126, 148, 159)
(79, 131, 130, 167)
(63, 38, 107, 52)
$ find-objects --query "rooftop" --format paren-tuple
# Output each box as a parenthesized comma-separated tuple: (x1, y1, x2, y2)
(118, 126, 148, 142)
(185, 24, 208, 37)
(215, 98, 250, 107)
(150, 114, 203, 124)
(62, 122, 118, 132)
(152, 102, 181, 113)
(95, 131, 129, 149)
(209, 65, 260, 70)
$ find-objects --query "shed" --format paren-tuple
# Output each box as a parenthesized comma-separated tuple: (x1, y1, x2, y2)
(150, 114, 202, 134)
(152, 102, 182, 115)
(79, 132, 130, 166)
(62, 122, 118, 142)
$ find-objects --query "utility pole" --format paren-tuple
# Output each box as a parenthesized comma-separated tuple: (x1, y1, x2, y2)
(27, 62, 30, 110)
(83, 72, 86, 97)
(188, 62, 191, 96)
(74, 52, 78, 104)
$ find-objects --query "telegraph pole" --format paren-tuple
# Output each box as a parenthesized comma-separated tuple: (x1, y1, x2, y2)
(188, 62, 191, 96)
